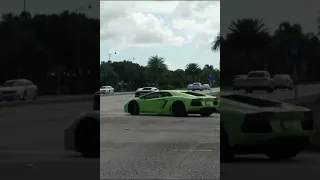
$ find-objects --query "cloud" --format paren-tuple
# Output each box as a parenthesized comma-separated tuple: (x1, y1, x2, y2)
(100, 1, 219, 51)
(172, 1, 220, 50)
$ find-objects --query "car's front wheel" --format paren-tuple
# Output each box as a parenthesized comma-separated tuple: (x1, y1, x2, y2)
(128, 101, 140, 115)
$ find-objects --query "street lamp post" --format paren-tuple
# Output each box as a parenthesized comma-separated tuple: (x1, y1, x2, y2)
(23, 0, 26, 12)
(108, 52, 117, 61)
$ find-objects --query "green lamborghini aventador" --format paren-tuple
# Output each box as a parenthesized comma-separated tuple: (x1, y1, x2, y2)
(124, 90, 218, 117)
(64, 110, 99, 157)
(219, 93, 314, 162)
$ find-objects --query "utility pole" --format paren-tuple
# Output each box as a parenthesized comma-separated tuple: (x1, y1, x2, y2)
(23, 0, 26, 12)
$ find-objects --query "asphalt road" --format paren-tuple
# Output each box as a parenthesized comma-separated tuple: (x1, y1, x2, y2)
(0, 101, 100, 180)
(100, 89, 220, 179)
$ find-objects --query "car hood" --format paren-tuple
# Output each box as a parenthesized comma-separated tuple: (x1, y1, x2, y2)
(0, 86, 18, 91)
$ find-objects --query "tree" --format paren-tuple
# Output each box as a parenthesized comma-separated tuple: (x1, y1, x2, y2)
(185, 63, 202, 82)
(212, 32, 222, 52)
(147, 55, 168, 86)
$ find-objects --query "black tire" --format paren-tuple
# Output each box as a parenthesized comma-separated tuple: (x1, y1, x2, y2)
(172, 101, 187, 117)
(21, 90, 27, 100)
(200, 111, 213, 117)
(245, 88, 253, 93)
(33, 90, 37, 100)
(75, 119, 99, 158)
(221, 126, 233, 162)
(265, 149, 300, 161)
(129, 101, 140, 115)
(267, 87, 274, 93)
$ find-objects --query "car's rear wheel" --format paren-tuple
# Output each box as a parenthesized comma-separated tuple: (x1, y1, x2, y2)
(33, 90, 37, 100)
(128, 101, 140, 115)
(75, 119, 99, 158)
(172, 101, 187, 117)
(265, 149, 300, 161)
(245, 88, 253, 93)
(267, 87, 274, 93)
(221, 126, 233, 162)
(200, 111, 213, 117)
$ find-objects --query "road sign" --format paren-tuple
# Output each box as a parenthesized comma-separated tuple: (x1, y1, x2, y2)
(208, 73, 214, 81)
(289, 45, 302, 66)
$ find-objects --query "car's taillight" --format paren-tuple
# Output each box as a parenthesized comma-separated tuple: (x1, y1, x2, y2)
(191, 99, 202, 106)
(301, 111, 314, 130)
(241, 112, 273, 133)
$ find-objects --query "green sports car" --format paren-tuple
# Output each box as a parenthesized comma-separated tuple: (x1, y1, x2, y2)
(64, 110, 99, 157)
(219, 93, 314, 162)
(124, 90, 218, 117)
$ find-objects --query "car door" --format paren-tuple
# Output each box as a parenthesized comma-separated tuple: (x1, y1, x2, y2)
(139, 92, 168, 113)
(15, 81, 27, 97)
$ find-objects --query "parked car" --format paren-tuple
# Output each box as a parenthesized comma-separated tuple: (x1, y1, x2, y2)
(232, 75, 247, 91)
(100, 86, 114, 95)
(135, 87, 159, 97)
(202, 84, 211, 90)
(0, 79, 38, 100)
(245, 71, 274, 93)
(187, 82, 204, 91)
(273, 74, 294, 90)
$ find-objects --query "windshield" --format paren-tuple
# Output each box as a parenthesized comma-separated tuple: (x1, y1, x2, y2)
(3, 81, 17, 87)
(248, 72, 265, 78)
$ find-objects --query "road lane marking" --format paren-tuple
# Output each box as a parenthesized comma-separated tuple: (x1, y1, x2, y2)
(173, 149, 213, 152)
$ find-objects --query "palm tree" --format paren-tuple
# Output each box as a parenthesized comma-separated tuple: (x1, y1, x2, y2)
(211, 32, 222, 52)
(185, 63, 202, 82)
(147, 55, 168, 86)
(227, 18, 270, 70)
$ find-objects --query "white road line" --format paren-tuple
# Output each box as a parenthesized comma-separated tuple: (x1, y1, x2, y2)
(173, 149, 213, 152)
(100, 148, 114, 150)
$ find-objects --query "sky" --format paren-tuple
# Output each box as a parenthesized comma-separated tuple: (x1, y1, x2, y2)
(221, 0, 320, 36)
(100, 1, 220, 71)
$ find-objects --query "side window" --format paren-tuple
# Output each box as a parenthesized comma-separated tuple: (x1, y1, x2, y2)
(26, 82, 32, 86)
(159, 92, 172, 97)
(144, 92, 160, 99)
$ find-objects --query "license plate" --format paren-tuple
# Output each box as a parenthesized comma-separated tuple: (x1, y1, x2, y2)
(205, 101, 213, 105)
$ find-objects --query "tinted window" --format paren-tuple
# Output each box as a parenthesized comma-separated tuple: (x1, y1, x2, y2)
(143, 92, 161, 99)
(142, 88, 152, 90)
(182, 92, 205, 96)
(159, 92, 172, 97)
(3, 81, 17, 86)
(222, 94, 281, 107)
(248, 72, 265, 78)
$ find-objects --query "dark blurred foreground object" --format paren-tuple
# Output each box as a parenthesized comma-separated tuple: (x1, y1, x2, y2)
(93, 90, 100, 110)
(64, 110, 100, 157)
(219, 93, 314, 162)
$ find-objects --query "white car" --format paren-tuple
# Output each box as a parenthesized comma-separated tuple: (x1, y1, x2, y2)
(245, 71, 274, 93)
(273, 74, 294, 90)
(135, 87, 159, 97)
(232, 75, 247, 91)
(100, 86, 114, 95)
(202, 84, 211, 90)
(187, 82, 204, 91)
(0, 79, 38, 100)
